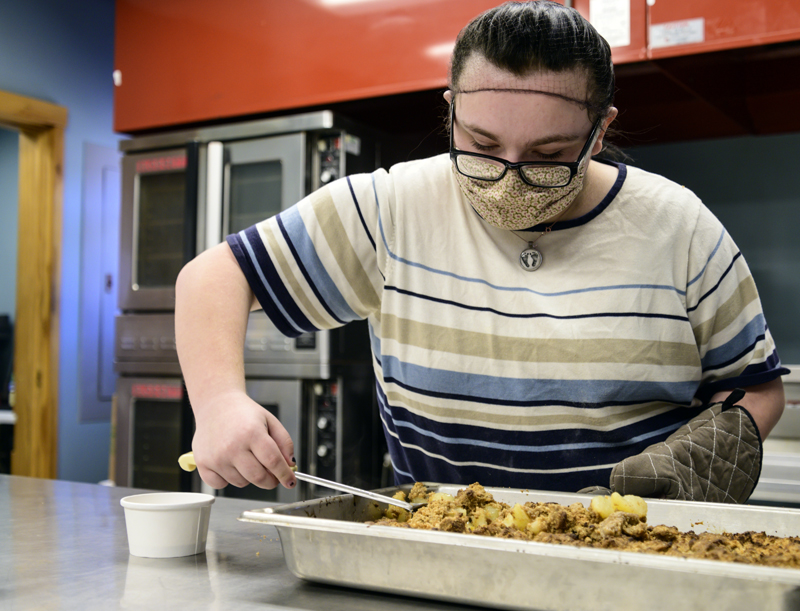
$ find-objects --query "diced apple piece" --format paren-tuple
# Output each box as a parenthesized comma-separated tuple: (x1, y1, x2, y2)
(504, 503, 530, 530)
(484, 505, 501, 522)
(385, 505, 410, 522)
(467, 508, 488, 531)
(590, 494, 616, 519)
(612, 493, 648, 519)
(526, 517, 547, 535)
(590, 492, 648, 520)
(428, 492, 455, 503)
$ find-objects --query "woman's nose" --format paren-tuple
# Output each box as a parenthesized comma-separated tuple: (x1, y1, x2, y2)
(502, 149, 528, 164)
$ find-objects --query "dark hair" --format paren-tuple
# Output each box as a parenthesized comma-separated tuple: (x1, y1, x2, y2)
(449, 1, 615, 122)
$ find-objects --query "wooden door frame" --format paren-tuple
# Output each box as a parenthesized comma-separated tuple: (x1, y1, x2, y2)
(0, 90, 67, 478)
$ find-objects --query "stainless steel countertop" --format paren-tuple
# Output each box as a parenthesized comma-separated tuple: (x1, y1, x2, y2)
(0, 474, 462, 611)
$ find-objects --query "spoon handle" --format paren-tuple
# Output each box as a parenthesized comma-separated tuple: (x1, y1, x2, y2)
(292, 470, 414, 511)
(179, 452, 414, 511)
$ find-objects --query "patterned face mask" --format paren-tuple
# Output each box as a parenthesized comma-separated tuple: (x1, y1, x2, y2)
(449, 99, 603, 231)
(452, 161, 588, 230)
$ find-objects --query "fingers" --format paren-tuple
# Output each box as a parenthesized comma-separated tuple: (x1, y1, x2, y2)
(190, 390, 302, 491)
(192, 406, 297, 491)
(230, 451, 281, 489)
(197, 451, 280, 489)
(266, 410, 296, 467)
(246, 445, 293, 489)
(216, 412, 295, 490)
(250, 412, 296, 489)
(194, 443, 281, 490)
(196, 464, 237, 489)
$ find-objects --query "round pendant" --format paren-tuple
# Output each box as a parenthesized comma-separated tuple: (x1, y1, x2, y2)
(519, 247, 543, 271)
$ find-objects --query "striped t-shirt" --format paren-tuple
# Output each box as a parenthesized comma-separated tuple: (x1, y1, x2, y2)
(227, 154, 787, 493)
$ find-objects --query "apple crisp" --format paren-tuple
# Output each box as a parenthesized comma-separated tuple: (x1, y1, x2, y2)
(373, 483, 800, 569)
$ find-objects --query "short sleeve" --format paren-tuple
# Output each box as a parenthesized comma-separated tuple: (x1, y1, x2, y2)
(685, 207, 788, 402)
(226, 170, 395, 337)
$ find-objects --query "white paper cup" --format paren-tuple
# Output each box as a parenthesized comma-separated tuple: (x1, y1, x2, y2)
(120, 492, 215, 558)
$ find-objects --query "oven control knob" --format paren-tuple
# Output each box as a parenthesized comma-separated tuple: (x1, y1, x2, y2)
(317, 416, 329, 430)
(316, 443, 332, 458)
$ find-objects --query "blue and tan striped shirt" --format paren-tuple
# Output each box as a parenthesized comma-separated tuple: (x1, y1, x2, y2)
(227, 155, 787, 493)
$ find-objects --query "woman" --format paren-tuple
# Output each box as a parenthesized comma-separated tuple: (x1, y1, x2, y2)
(175, 1, 786, 503)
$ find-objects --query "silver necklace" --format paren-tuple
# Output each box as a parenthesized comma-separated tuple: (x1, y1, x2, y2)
(508, 196, 583, 271)
(511, 227, 550, 271)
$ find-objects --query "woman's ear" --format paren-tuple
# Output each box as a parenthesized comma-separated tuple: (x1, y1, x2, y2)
(592, 107, 618, 155)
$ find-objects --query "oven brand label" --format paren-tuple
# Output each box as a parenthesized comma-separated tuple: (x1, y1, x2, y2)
(131, 383, 183, 400)
(136, 155, 187, 173)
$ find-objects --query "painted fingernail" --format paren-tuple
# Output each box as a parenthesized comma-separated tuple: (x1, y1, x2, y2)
(291, 456, 296, 465)
(289, 480, 296, 488)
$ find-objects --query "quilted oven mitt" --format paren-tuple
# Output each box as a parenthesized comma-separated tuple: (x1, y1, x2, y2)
(609, 389, 763, 504)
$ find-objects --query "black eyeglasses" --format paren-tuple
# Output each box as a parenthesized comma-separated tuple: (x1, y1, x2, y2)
(449, 101, 603, 188)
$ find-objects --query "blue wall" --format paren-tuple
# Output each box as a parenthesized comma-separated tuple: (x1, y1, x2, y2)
(0, 128, 18, 321)
(0, 0, 119, 482)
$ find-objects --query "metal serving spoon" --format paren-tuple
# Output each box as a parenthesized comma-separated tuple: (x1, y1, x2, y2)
(178, 452, 423, 512)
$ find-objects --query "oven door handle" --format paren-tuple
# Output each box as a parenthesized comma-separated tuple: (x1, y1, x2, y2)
(205, 141, 224, 249)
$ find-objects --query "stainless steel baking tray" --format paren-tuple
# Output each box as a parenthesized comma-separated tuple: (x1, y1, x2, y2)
(239, 484, 800, 611)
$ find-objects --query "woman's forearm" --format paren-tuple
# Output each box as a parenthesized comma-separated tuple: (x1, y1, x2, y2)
(710, 377, 785, 438)
(175, 242, 254, 410)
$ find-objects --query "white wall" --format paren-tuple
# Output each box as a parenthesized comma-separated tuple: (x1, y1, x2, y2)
(0, 0, 119, 482)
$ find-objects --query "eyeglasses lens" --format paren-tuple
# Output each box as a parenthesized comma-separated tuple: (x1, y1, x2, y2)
(520, 165, 571, 187)
(455, 154, 572, 187)
(456, 155, 505, 180)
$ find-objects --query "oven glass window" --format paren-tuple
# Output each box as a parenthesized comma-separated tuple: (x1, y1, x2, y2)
(229, 160, 282, 233)
(132, 398, 186, 491)
(136, 170, 186, 288)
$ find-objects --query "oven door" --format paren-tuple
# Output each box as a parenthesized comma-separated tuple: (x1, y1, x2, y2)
(199, 133, 305, 248)
(119, 133, 307, 312)
(114, 376, 191, 490)
(118, 148, 195, 311)
(202, 133, 332, 379)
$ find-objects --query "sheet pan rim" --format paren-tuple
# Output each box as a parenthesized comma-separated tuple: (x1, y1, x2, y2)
(239, 499, 800, 585)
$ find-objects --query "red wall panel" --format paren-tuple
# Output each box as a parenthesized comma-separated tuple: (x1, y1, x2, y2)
(648, 0, 800, 59)
(114, 0, 506, 133)
(114, 0, 652, 133)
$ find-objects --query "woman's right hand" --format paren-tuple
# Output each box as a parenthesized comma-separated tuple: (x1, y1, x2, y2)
(190, 389, 297, 490)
